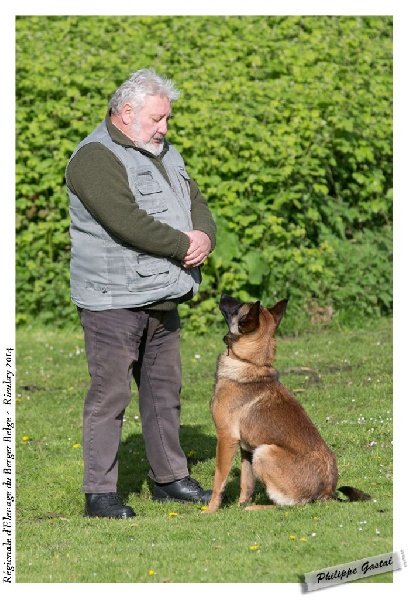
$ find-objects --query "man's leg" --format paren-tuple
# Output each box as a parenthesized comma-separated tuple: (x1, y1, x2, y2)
(134, 309, 187, 483)
(135, 309, 212, 503)
(79, 307, 148, 517)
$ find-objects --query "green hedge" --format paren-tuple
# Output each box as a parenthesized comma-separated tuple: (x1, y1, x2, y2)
(16, 15, 393, 332)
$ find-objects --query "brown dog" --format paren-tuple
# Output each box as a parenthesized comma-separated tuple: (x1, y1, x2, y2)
(208, 294, 370, 512)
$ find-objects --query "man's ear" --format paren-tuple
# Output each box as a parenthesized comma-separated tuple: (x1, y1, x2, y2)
(121, 102, 134, 125)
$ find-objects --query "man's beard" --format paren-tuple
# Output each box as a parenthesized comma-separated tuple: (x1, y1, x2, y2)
(137, 137, 164, 156)
(131, 123, 164, 156)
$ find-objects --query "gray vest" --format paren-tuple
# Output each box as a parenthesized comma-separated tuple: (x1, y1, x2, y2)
(67, 120, 200, 310)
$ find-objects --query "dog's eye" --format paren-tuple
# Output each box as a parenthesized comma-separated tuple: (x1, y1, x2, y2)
(238, 316, 249, 333)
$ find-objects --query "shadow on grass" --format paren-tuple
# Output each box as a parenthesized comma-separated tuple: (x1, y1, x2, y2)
(117, 426, 274, 509)
(117, 425, 217, 500)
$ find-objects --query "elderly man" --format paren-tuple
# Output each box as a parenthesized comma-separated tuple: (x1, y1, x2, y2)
(66, 68, 216, 518)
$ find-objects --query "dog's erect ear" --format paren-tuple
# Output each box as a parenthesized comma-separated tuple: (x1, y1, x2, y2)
(238, 301, 260, 334)
(268, 298, 288, 329)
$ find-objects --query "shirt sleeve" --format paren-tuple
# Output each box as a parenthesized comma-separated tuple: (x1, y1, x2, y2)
(66, 142, 190, 261)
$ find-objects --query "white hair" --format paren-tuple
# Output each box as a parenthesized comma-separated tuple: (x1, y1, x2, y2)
(109, 68, 180, 114)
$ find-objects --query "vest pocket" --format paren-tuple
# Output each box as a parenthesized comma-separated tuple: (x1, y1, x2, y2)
(137, 196, 168, 215)
(176, 166, 191, 198)
(135, 171, 162, 195)
(123, 252, 178, 293)
(134, 172, 168, 215)
(177, 166, 190, 181)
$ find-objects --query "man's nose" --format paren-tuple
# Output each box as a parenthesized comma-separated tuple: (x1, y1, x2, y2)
(157, 118, 168, 135)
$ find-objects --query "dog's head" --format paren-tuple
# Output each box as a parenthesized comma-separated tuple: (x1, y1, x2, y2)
(219, 294, 288, 359)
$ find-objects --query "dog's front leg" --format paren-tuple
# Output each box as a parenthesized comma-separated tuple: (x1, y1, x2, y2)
(239, 448, 255, 506)
(207, 436, 239, 513)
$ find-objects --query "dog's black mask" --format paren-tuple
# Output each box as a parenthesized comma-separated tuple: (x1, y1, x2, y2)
(219, 294, 242, 349)
(219, 294, 242, 326)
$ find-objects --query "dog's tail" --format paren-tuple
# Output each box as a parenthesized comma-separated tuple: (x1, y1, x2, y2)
(336, 486, 372, 502)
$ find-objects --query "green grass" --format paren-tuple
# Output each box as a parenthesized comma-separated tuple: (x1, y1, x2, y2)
(16, 318, 393, 584)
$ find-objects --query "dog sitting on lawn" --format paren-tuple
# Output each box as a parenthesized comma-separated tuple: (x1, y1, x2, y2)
(207, 294, 371, 512)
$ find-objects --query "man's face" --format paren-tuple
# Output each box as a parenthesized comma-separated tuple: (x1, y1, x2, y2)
(131, 94, 172, 156)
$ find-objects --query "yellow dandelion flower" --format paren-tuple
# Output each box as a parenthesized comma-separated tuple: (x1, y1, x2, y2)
(72, 443, 81, 449)
(249, 544, 259, 551)
(148, 569, 155, 576)
(300, 537, 307, 542)
(200, 506, 208, 511)
(289, 535, 296, 540)
(168, 512, 178, 517)
(313, 516, 319, 521)
(22, 436, 30, 442)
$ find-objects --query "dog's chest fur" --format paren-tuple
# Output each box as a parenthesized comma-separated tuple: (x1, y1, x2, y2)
(215, 352, 277, 383)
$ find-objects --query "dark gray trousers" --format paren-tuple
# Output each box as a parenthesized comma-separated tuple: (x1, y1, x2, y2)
(78, 307, 189, 493)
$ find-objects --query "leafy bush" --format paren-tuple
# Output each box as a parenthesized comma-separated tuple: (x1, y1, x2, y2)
(16, 15, 392, 332)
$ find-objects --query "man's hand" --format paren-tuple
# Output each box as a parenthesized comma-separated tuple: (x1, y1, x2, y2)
(182, 230, 212, 268)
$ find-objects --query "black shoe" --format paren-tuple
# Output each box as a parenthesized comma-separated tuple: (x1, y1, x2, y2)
(84, 492, 136, 518)
(153, 476, 212, 504)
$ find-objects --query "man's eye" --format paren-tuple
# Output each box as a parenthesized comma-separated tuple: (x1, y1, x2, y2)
(152, 116, 171, 123)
